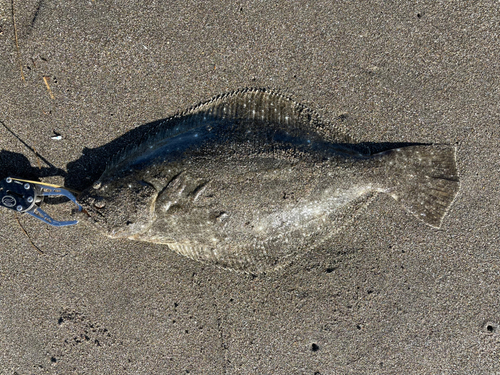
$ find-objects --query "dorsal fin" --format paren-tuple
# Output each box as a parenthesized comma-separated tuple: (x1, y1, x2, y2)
(103, 88, 358, 177)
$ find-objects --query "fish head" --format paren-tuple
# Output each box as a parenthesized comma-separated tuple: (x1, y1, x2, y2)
(78, 177, 158, 238)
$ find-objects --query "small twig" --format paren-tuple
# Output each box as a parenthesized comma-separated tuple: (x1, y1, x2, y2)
(11, 0, 25, 81)
(0, 119, 60, 172)
(15, 215, 44, 255)
(43, 76, 55, 99)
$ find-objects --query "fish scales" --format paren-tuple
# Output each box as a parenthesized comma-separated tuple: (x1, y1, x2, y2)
(78, 88, 459, 273)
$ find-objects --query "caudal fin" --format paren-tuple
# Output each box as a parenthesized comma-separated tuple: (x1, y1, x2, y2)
(382, 145, 459, 228)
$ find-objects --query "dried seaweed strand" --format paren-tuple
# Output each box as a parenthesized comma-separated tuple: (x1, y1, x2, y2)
(0, 119, 58, 171)
(43, 76, 55, 99)
(15, 215, 44, 255)
(32, 145, 42, 170)
(11, 0, 25, 81)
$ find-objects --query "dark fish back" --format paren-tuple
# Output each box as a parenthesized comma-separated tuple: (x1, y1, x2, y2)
(103, 88, 363, 178)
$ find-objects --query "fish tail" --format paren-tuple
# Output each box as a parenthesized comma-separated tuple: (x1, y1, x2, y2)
(381, 145, 459, 228)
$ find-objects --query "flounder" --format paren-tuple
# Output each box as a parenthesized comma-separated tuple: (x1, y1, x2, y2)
(78, 88, 459, 273)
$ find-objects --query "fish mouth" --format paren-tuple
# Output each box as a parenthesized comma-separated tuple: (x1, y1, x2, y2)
(76, 191, 111, 229)
(75, 203, 123, 238)
(75, 200, 106, 227)
(76, 187, 158, 239)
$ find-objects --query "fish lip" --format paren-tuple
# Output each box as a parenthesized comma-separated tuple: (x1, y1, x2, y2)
(75, 195, 107, 227)
(76, 205, 101, 225)
(78, 207, 91, 217)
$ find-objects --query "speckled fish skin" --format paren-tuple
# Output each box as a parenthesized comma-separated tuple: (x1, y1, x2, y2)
(78, 88, 459, 273)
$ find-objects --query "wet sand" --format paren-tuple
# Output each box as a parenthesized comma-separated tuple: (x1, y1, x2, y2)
(1, 1, 499, 374)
